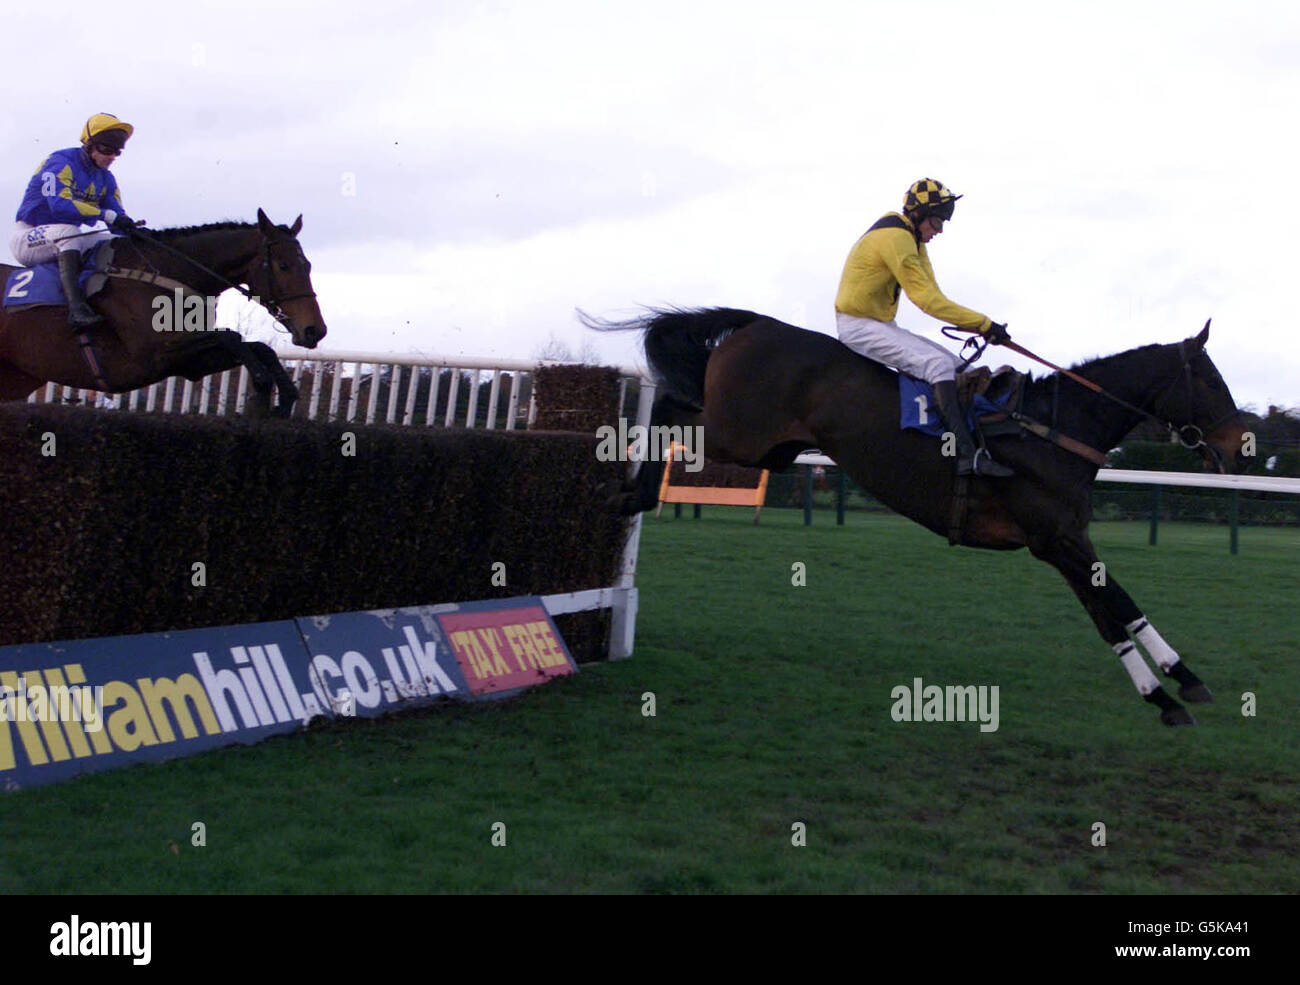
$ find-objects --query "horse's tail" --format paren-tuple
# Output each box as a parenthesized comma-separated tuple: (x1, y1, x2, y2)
(580, 306, 760, 407)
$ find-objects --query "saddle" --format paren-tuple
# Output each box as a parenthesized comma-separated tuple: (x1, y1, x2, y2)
(3, 241, 114, 311)
(898, 364, 1025, 439)
(2, 241, 195, 315)
(958, 364, 1019, 410)
(959, 365, 1027, 441)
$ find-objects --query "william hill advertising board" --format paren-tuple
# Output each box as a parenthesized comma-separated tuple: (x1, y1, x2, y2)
(0, 596, 575, 791)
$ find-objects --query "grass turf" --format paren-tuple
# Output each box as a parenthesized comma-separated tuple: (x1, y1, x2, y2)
(2, 510, 1296, 893)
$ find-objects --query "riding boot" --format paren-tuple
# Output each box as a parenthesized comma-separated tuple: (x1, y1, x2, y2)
(933, 379, 1014, 477)
(56, 250, 102, 331)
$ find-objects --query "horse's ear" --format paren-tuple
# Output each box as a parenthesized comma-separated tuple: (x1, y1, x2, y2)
(256, 208, 274, 234)
(289, 214, 303, 236)
(1193, 318, 1211, 348)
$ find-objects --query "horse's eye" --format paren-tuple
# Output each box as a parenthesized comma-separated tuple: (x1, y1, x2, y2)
(278, 262, 290, 272)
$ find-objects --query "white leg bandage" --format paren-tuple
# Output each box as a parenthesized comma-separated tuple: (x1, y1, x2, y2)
(1126, 616, 1180, 673)
(1114, 641, 1160, 695)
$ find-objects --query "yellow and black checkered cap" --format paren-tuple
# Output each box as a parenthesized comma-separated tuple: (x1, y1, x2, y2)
(903, 178, 961, 220)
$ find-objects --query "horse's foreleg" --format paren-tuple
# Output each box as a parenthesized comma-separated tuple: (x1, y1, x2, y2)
(1076, 550, 1213, 702)
(1035, 538, 1196, 726)
(1117, 603, 1212, 703)
(195, 332, 274, 418)
(245, 342, 298, 418)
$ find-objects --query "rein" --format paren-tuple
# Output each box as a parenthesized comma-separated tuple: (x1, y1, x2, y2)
(121, 227, 315, 328)
(946, 323, 1229, 469)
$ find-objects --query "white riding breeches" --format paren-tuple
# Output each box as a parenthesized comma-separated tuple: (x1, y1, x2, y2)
(835, 311, 960, 384)
(11, 221, 113, 266)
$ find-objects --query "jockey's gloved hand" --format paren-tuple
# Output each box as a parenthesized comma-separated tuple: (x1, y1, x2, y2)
(982, 322, 1011, 345)
(107, 212, 138, 234)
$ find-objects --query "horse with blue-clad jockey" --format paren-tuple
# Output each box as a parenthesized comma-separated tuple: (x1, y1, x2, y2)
(1, 113, 327, 417)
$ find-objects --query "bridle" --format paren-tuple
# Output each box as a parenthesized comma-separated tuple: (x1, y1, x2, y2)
(121, 226, 316, 332)
(253, 237, 318, 327)
(1149, 340, 1238, 472)
(950, 323, 1238, 471)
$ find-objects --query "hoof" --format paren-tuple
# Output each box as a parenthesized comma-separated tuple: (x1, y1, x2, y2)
(1179, 683, 1213, 703)
(244, 390, 273, 419)
(1160, 706, 1196, 726)
(602, 492, 641, 516)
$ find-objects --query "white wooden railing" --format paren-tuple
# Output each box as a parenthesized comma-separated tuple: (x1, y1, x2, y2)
(794, 454, 1300, 495)
(28, 347, 650, 431)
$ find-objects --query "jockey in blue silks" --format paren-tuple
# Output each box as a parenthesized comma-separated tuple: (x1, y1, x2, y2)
(11, 113, 138, 330)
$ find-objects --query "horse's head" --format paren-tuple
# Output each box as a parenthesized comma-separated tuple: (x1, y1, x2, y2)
(1157, 321, 1248, 474)
(245, 208, 327, 349)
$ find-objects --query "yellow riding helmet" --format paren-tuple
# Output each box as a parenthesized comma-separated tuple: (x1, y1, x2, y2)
(80, 113, 134, 148)
(904, 178, 961, 221)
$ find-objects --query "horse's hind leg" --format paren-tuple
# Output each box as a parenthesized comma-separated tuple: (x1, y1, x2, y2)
(1067, 547, 1213, 703)
(0, 363, 43, 401)
(1034, 535, 1198, 726)
(612, 391, 702, 515)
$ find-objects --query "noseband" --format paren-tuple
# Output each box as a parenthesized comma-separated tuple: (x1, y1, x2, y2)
(253, 238, 317, 329)
(1151, 341, 1238, 471)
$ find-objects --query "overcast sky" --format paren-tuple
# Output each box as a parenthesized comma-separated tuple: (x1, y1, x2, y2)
(7, 0, 1299, 412)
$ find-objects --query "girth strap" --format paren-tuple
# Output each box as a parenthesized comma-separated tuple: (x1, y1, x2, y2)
(948, 473, 970, 546)
(104, 266, 199, 296)
(997, 410, 1109, 466)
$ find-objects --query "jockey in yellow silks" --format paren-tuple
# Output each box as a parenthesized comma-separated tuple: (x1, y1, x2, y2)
(835, 178, 1013, 477)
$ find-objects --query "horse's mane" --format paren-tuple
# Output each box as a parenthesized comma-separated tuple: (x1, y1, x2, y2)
(146, 220, 254, 241)
(1069, 343, 1167, 378)
(1018, 342, 1171, 392)
(1014, 340, 1187, 438)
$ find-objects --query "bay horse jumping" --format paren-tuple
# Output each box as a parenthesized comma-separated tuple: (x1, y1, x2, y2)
(589, 307, 1250, 726)
(0, 209, 326, 417)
